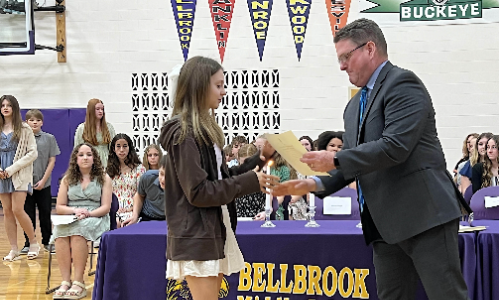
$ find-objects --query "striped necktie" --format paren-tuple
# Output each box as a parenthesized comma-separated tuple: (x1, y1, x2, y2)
(358, 86, 368, 212)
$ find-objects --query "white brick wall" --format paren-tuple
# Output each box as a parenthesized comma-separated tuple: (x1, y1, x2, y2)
(0, 0, 497, 171)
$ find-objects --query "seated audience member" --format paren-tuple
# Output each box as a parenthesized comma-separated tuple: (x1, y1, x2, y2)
(317, 131, 356, 190)
(234, 144, 266, 218)
(457, 136, 477, 194)
(317, 131, 344, 153)
(106, 134, 146, 228)
(122, 156, 167, 225)
(223, 145, 234, 165)
(228, 135, 248, 167)
(142, 144, 163, 171)
(299, 136, 314, 152)
(51, 143, 112, 299)
(454, 133, 478, 176)
(472, 135, 499, 193)
(462, 132, 493, 189)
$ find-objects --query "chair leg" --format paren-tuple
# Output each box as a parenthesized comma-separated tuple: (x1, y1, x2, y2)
(87, 241, 97, 276)
(46, 244, 60, 294)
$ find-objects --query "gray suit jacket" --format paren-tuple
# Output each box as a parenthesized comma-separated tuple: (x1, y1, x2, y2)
(317, 61, 471, 244)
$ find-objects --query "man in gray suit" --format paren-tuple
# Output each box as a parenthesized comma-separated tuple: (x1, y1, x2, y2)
(272, 19, 471, 299)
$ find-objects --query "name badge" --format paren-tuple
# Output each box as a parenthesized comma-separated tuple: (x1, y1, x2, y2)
(484, 196, 499, 208)
(323, 196, 351, 215)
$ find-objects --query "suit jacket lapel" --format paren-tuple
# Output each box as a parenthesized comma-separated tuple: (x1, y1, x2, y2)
(356, 61, 394, 145)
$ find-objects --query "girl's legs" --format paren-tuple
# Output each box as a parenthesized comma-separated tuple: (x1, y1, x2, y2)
(67, 235, 88, 294)
(185, 273, 224, 300)
(11, 192, 37, 244)
(0, 193, 18, 250)
(54, 237, 72, 295)
(55, 237, 72, 282)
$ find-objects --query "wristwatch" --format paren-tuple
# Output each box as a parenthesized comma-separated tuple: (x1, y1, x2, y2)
(334, 157, 341, 169)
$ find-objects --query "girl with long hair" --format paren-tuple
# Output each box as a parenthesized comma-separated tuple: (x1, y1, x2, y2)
(453, 133, 479, 175)
(51, 143, 112, 299)
(142, 144, 163, 170)
(160, 56, 278, 300)
(472, 135, 499, 193)
(106, 133, 146, 227)
(74, 99, 116, 167)
(460, 132, 493, 193)
(0, 95, 39, 262)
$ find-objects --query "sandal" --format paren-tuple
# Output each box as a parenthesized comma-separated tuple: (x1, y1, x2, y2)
(53, 281, 71, 299)
(3, 250, 21, 262)
(27, 243, 40, 260)
(65, 281, 87, 299)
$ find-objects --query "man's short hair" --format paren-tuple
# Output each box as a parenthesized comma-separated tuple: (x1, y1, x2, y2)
(231, 135, 248, 146)
(25, 109, 44, 121)
(333, 18, 387, 57)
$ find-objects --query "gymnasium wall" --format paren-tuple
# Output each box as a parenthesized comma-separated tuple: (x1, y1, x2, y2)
(1, 0, 498, 173)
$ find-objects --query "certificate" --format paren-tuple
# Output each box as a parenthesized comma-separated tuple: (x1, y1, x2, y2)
(51, 215, 78, 226)
(265, 131, 329, 176)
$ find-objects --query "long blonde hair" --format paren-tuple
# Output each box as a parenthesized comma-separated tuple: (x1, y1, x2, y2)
(82, 98, 112, 146)
(462, 133, 479, 160)
(471, 132, 493, 166)
(171, 56, 225, 149)
(0, 95, 24, 142)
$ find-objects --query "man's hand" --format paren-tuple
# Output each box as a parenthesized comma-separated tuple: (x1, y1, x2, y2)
(122, 215, 139, 227)
(301, 151, 336, 173)
(271, 179, 316, 196)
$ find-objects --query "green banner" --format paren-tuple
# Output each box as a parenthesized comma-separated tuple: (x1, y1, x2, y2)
(363, 0, 499, 13)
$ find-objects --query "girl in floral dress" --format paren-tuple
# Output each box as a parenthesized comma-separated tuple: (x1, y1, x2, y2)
(106, 133, 146, 227)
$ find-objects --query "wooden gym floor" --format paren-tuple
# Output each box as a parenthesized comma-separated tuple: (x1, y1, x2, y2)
(0, 209, 95, 299)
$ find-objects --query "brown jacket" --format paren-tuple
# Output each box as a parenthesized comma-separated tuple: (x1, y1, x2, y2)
(160, 117, 265, 261)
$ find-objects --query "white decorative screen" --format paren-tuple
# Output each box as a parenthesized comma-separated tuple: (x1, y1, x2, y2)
(132, 69, 280, 155)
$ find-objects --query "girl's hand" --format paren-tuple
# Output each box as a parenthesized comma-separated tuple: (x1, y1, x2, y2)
(253, 166, 280, 193)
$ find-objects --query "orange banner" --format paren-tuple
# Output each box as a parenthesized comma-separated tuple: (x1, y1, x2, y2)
(325, 0, 351, 37)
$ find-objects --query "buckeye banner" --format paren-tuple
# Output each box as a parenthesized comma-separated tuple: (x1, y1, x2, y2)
(171, 0, 198, 61)
(247, 0, 274, 61)
(325, 0, 352, 37)
(209, 0, 236, 63)
(286, 0, 312, 61)
(359, 0, 499, 26)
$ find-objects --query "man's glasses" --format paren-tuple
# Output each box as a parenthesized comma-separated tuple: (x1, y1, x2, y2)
(337, 42, 367, 64)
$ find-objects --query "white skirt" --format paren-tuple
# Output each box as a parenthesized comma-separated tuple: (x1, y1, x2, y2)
(166, 205, 245, 280)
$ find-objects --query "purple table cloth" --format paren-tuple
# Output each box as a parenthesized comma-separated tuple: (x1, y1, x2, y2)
(473, 220, 499, 300)
(92, 220, 476, 300)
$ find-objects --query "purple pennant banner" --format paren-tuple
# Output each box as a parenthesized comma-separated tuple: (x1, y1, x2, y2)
(286, 0, 311, 61)
(246, 0, 274, 61)
(171, 0, 198, 61)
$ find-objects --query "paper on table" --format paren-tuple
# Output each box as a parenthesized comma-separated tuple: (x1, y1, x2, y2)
(323, 196, 351, 215)
(265, 131, 329, 176)
(484, 196, 499, 208)
(458, 225, 487, 233)
(51, 215, 78, 226)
